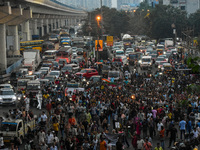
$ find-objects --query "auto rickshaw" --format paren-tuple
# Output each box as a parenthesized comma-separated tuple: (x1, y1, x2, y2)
(163, 63, 173, 74)
(156, 49, 163, 56)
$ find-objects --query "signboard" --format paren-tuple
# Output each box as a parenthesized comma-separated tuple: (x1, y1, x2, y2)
(106, 36, 113, 46)
(95, 40, 103, 51)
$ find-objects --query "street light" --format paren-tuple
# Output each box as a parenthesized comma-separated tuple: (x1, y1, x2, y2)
(96, 15, 101, 61)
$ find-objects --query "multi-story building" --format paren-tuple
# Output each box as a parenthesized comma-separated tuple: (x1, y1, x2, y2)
(163, 0, 200, 14)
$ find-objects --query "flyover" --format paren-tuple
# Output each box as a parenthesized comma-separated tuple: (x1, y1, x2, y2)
(0, 0, 87, 79)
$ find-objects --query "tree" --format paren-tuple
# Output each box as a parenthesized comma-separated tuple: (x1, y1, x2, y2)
(82, 6, 130, 39)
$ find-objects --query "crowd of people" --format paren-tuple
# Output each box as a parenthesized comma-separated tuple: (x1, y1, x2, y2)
(1, 56, 200, 150)
(20, 61, 199, 150)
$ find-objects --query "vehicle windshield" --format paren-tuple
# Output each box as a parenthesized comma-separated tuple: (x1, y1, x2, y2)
(0, 90, 14, 95)
(102, 65, 109, 70)
(0, 123, 17, 131)
(142, 58, 151, 62)
(67, 83, 78, 88)
(90, 77, 100, 82)
(50, 35, 57, 38)
(63, 66, 72, 70)
(59, 60, 67, 64)
(45, 77, 54, 82)
(156, 57, 164, 61)
(80, 70, 87, 73)
(116, 51, 124, 54)
(49, 72, 60, 75)
(17, 81, 28, 86)
(44, 52, 55, 55)
(129, 54, 137, 59)
(108, 72, 119, 77)
(27, 84, 40, 90)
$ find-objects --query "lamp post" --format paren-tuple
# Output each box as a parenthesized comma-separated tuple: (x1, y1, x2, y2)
(96, 15, 101, 61)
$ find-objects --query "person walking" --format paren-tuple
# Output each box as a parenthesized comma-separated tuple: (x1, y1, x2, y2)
(179, 118, 186, 140)
(168, 124, 177, 148)
(143, 138, 152, 150)
(154, 143, 163, 150)
(37, 91, 43, 110)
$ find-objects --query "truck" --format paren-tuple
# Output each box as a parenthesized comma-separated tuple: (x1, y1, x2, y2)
(165, 40, 174, 50)
(122, 34, 133, 50)
(23, 50, 41, 75)
(0, 117, 36, 144)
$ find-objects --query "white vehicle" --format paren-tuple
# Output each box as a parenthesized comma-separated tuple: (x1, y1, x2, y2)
(43, 50, 57, 60)
(125, 48, 134, 57)
(140, 56, 152, 70)
(108, 70, 123, 81)
(49, 70, 61, 78)
(65, 81, 84, 98)
(115, 50, 125, 57)
(40, 67, 51, 73)
(157, 44, 165, 49)
(155, 57, 165, 66)
(0, 88, 17, 105)
(0, 84, 13, 90)
(0, 118, 36, 144)
(23, 50, 41, 75)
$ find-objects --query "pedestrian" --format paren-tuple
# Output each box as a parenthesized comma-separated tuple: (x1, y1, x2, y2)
(129, 132, 137, 150)
(168, 124, 177, 148)
(154, 143, 163, 150)
(143, 138, 152, 150)
(159, 126, 165, 150)
(179, 118, 186, 139)
(25, 95, 30, 111)
(137, 136, 144, 150)
(99, 137, 107, 150)
(37, 91, 43, 110)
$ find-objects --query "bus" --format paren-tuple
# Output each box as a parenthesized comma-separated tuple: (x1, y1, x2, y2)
(56, 46, 72, 64)
(20, 40, 44, 53)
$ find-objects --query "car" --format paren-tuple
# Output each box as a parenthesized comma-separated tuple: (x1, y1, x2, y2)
(108, 70, 123, 81)
(40, 67, 51, 73)
(49, 34, 59, 43)
(44, 75, 56, 82)
(70, 59, 79, 64)
(77, 48, 83, 55)
(102, 65, 110, 77)
(58, 59, 68, 68)
(0, 88, 17, 105)
(155, 57, 165, 66)
(49, 70, 61, 78)
(62, 64, 80, 74)
(0, 84, 13, 90)
(115, 50, 125, 57)
(52, 61, 59, 70)
(158, 61, 168, 70)
(38, 69, 48, 76)
(125, 48, 134, 57)
(140, 56, 152, 70)
(75, 69, 98, 79)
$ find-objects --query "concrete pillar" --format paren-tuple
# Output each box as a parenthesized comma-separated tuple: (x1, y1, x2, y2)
(32, 19, 38, 35)
(44, 19, 49, 34)
(57, 19, 60, 29)
(0, 24, 7, 70)
(37, 19, 44, 37)
(54, 19, 57, 29)
(23, 20, 31, 41)
(7, 25, 20, 55)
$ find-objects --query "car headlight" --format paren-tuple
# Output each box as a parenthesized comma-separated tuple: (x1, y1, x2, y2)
(12, 97, 17, 100)
(158, 66, 161, 68)
(65, 75, 68, 78)
(138, 60, 142, 64)
(83, 78, 86, 82)
(18, 97, 21, 100)
(159, 72, 163, 75)
(0, 97, 2, 100)
(87, 82, 89, 85)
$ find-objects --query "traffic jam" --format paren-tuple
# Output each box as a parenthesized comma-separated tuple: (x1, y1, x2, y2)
(0, 29, 199, 150)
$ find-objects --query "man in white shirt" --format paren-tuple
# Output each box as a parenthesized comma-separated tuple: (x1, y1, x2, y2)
(157, 120, 163, 132)
(137, 137, 144, 150)
(192, 128, 199, 139)
(41, 111, 48, 125)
